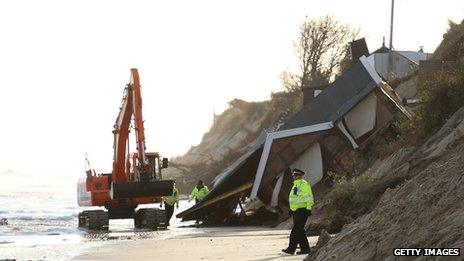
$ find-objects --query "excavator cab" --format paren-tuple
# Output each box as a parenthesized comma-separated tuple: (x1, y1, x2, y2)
(106, 151, 173, 228)
(162, 157, 169, 169)
(111, 152, 173, 199)
(145, 152, 168, 180)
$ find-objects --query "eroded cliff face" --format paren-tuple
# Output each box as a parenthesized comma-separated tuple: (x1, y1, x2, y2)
(164, 94, 302, 193)
(306, 106, 464, 261)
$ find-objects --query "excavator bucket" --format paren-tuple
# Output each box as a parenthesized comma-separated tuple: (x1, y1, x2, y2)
(111, 180, 174, 199)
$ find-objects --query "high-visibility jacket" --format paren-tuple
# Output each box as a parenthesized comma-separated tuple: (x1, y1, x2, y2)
(162, 186, 179, 206)
(289, 179, 314, 211)
(189, 185, 209, 201)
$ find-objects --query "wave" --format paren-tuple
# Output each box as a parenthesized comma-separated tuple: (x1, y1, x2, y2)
(10, 215, 77, 222)
(43, 226, 79, 234)
(11, 209, 38, 214)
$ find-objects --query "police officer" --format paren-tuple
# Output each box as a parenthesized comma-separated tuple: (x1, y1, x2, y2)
(188, 180, 209, 204)
(160, 181, 179, 226)
(189, 180, 209, 225)
(282, 168, 313, 255)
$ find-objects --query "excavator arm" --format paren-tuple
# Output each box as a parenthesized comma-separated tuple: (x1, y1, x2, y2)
(112, 82, 133, 183)
(131, 69, 148, 167)
(112, 69, 149, 182)
(110, 68, 173, 199)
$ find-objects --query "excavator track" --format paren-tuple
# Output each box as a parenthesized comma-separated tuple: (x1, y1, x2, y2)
(78, 210, 109, 231)
(134, 208, 167, 230)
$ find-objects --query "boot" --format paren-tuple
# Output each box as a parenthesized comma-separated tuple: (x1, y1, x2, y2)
(282, 248, 295, 255)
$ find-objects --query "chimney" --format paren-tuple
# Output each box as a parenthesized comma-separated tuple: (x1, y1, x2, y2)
(302, 85, 327, 105)
(303, 87, 314, 105)
(349, 38, 370, 60)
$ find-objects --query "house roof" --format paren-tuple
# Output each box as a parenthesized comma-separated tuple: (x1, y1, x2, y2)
(396, 51, 430, 65)
(176, 134, 265, 220)
(373, 45, 390, 54)
(207, 133, 266, 196)
(371, 46, 430, 65)
(279, 57, 382, 132)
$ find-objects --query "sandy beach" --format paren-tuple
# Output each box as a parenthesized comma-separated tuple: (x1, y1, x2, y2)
(75, 227, 317, 261)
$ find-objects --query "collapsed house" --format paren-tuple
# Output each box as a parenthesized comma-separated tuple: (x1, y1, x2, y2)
(177, 56, 412, 223)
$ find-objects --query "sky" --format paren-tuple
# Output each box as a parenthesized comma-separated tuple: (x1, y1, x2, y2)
(0, 0, 463, 178)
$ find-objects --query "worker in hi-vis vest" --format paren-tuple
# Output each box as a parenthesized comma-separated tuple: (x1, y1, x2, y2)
(282, 168, 314, 255)
(160, 181, 179, 227)
(189, 180, 209, 204)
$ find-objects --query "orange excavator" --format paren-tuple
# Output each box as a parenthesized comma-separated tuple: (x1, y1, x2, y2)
(77, 68, 174, 230)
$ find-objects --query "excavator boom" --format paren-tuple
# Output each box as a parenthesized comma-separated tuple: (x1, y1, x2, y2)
(112, 69, 149, 183)
(130, 69, 148, 166)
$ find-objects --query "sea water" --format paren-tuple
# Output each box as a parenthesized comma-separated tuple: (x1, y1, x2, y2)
(0, 172, 196, 260)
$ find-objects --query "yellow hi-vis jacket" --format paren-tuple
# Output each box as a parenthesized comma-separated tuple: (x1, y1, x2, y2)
(162, 186, 179, 206)
(189, 185, 209, 201)
(289, 179, 314, 211)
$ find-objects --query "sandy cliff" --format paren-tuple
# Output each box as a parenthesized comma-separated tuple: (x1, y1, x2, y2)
(164, 94, 301, 193)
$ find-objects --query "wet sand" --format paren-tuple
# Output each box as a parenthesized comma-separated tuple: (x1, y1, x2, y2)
(75, 227, 317, 260)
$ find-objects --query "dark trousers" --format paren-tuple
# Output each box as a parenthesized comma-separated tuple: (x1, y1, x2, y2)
(195, 199, 199, 223)
(288, 208, 310, 251)
(165, 204, 175, 226)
